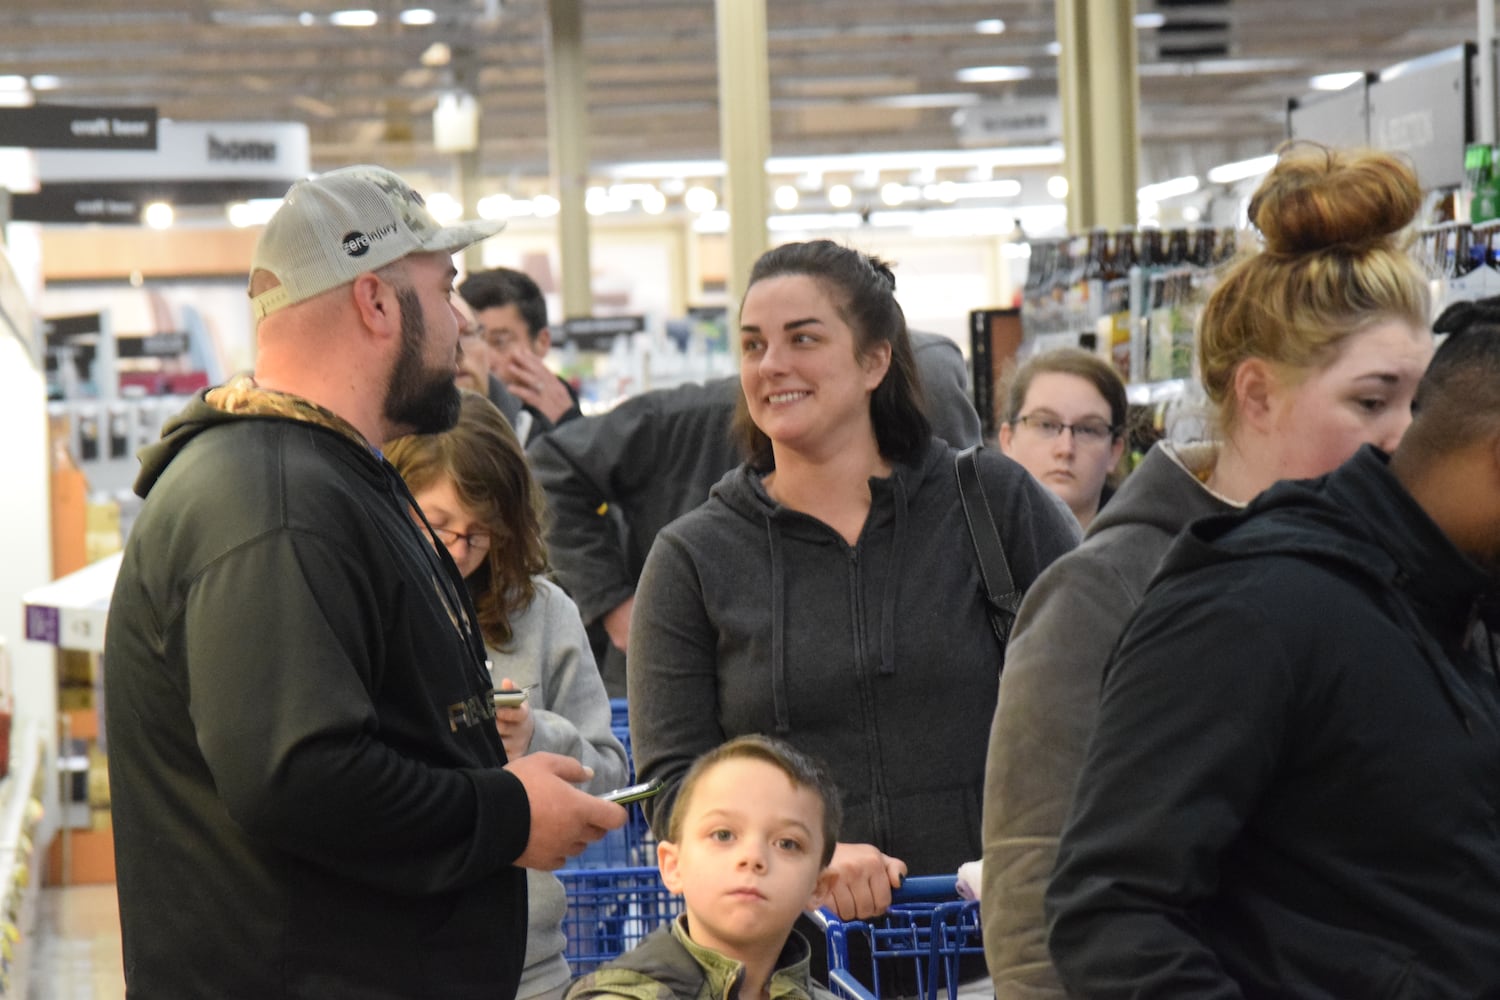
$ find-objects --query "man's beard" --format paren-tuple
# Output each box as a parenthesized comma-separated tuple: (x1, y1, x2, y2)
(384, 286, 461, 436)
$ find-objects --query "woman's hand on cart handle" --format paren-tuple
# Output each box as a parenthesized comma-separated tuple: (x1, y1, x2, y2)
(825, 842, 908, 920)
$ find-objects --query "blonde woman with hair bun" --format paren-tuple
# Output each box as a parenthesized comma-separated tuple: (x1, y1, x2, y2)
(980, 142, 1435, 1000)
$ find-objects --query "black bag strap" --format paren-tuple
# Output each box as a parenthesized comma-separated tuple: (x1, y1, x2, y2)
(955, 445, 1022, 644)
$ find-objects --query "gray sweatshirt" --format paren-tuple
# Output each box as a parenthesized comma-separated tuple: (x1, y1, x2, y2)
(489, 578, 628, 999)
(980, 443, 1237, 999)
(628, 437, 1079, 877)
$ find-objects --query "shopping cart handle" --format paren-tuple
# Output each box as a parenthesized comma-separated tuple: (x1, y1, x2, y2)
(826, 967, 879, 1000)
(890, 875, 959, 902)
(806, 875, 963, 928)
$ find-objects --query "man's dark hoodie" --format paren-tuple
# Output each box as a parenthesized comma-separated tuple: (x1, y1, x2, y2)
(1047, 445, 1500, 999)
(105, 378, 530, 999)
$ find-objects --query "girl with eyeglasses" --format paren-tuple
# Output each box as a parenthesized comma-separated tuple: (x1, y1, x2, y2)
(998, 348, 1129, 528)
(387, 391, 627, 1000)
(981, 142, 1435, 1000)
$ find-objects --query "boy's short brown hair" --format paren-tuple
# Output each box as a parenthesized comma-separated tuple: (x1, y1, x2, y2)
(666, 735, 843, 867)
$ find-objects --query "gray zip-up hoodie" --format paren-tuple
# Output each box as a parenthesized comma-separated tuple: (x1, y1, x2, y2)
(628, 437, 1079, 877)
(980, 441, 1236, 998)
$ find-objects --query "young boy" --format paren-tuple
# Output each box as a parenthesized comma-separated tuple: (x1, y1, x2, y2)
(566, 735, 842, 1000)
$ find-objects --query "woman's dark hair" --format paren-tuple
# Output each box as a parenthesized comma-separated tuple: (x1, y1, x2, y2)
(732, 240, 931, 469)
(386, 392, 548, 647)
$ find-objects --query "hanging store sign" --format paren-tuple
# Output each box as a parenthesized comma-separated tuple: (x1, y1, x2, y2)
(9, 178, 292, 223)
(0, 104, 158, 151)
(952, 99, 1061, 147)
(1288, 80, 1370, 149)
(1367, 44, 1473, 191)
(35, 120, 309, 183)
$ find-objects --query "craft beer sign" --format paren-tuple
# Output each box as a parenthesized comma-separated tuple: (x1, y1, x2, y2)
(0, 104, 158, 151)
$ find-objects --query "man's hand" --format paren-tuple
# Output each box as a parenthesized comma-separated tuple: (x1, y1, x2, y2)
(824, 842, 908, 919)
(502, 351, 575, 425)
(506, 752, 626, 870)
(603, 596, 635, 653)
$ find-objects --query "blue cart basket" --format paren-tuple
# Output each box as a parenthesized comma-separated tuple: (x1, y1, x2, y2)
(807, 876, 984, 1000)
(557, 865, 681, 975)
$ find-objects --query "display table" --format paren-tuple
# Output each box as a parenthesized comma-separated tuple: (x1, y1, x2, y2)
(22, 552, 121, 655)
(22, 556, 120, 886)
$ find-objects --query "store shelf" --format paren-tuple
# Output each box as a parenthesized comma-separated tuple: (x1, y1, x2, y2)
(22, 553, 121, 655)
(0, 720, 51, 997)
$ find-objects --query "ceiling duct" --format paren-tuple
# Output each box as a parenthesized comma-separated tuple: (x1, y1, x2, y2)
(1151, 0, 1231, 59)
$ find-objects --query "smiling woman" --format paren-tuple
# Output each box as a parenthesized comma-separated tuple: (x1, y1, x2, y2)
(626, 239, 1080, 989)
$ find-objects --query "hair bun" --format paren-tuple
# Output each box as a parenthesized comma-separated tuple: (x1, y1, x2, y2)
(1248, 144, 1420, 255)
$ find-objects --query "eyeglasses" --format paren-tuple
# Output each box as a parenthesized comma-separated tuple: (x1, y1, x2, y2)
(432, 525, 492, 553)
(1014, 414, 1119, 444)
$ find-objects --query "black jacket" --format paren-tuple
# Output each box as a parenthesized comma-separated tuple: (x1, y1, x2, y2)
(526, 332, 983, 630)
(105, 381, 530, 999)
(1046, 446, 1500, 999)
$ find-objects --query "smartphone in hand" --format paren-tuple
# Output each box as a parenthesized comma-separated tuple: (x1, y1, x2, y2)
(492, 689, 528, 708)
(598, 779, 664, 805)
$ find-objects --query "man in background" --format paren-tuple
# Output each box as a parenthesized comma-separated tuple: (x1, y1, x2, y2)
(528, 331, 983, 694)
(460, 266, 581, 442)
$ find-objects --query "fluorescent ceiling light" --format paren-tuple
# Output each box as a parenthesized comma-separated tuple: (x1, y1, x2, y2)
(1138, 58, 1301, 78)
(226, 199, 283, 228)
(0, 76, 28, 92)
(956, 66, 1034, 84)
(1137, 175, 1200, 201)
(401, 8, 437, 25)
(143, 201, 175, 230)
(330, 9, 378, 27)
(605, 147, 1065, 180)
(871, 93, 982, 109)
(975, 19, 1005, 35)
(1134, 13, 1166, 29)
(1207, 153, 1278, 185)
(1309, 71, 1365, 91)
(30, 75, 60, 91)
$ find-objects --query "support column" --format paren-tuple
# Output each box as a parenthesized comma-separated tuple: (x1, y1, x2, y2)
(1056, 0, 1140, 230)
(1481, 0, 1496, 145)
(546, 0, 593, 319)
(714, 0, 771, 308)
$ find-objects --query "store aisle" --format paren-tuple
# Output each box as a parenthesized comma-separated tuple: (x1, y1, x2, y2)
(28, 885, 125, 1000)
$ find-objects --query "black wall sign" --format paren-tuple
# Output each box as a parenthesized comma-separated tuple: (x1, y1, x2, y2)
(12, 187, 142, 224)
(561, 314, 648, 350)
(0, 104, 158, 150)
(10, 178, 292, 224)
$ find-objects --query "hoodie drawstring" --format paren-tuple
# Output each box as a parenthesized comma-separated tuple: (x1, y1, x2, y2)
(766, 518, 791, 734)
(877, 476, 909, 677)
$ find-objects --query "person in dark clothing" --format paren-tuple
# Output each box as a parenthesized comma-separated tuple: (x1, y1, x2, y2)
(460, 266, 581, 442)
(1045, 305, 1500, 999)
(105, 165, 623, 1000)
(526, 331, 983, 695)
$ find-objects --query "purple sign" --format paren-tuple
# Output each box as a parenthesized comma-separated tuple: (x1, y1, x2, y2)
(25, 605, 59, 645)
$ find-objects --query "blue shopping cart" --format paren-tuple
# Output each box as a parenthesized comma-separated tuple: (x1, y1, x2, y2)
(565, 698, 657, 869)
(558, 865, 681, 975)
(808, 876, 984, 1000)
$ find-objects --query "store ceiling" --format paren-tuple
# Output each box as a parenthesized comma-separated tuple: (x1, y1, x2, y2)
(0, 0, 1488, 196)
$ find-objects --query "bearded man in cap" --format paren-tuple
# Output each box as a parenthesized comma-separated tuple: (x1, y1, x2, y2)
(105, 165, 624, 1000)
